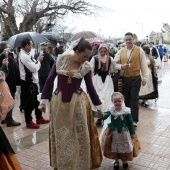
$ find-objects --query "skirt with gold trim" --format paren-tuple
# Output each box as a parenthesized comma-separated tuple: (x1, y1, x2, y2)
(82, 92, 103, 169)
(0, 126, 22, 170)
(102, 128, 141, 161)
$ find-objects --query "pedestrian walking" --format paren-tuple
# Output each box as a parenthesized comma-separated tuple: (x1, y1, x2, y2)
(38, 37, 103, 170)
(114, 32, 148, 127)
(89, 43, 116, 126)
(158, 44, 164, 62)
(139, 45, 158, 106)
(98, 92, 140, 169)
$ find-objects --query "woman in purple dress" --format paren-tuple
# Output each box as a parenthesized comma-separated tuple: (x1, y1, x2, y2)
(38, 37, 103, 170)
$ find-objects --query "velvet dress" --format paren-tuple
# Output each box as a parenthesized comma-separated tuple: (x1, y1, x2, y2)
(41, 55, 102, 170)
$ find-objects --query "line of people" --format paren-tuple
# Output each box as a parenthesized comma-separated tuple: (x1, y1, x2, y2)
(0, 32, 159, 170)
(38, 33, 145, 169)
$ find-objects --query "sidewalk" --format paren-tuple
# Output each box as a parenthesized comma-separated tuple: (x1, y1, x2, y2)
(2, 61, 170, 170)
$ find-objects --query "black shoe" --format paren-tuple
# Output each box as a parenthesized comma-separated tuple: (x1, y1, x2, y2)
(114, 162, 119, 169)
(144, 103, 148, 107)
(96, 119, 102, 126)
(123, 163, 128, 169)
(133, 121, 137, 127)
(19, 105, 24, 113)
(141, 101, 145, 105)
(6, 120, 21, 127)
(1, 120, 6, 124)
(144, 101, 148, 107)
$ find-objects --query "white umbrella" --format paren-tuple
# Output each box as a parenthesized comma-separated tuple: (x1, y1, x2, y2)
(71, 31, 98, 41)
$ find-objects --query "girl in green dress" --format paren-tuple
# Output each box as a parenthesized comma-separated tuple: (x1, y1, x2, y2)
(99, 92, 136, 169)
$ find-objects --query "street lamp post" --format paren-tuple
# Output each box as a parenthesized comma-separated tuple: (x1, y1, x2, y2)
(63, 29, 64, 43)
(146, 35, 148, 44)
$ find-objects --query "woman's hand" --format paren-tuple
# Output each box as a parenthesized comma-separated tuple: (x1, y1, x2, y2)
(142, 79, 146, 86)
(38, 103, 46, 113)
(97, 110, 104, 118)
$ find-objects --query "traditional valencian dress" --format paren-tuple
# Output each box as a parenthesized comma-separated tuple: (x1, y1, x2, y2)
(139, 54, 158, 100)
(41, 55, 102, 170)
(90, 55, 115, 112)
(0, 127, 22, 170)
(101, 106, 137, 161)
(90, 54, 116, 143)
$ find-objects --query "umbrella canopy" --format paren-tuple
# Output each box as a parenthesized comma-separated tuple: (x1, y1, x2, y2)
(8, 32, 49, 49)
(41, 32, 61, 42)
(71, 31, 99, 41)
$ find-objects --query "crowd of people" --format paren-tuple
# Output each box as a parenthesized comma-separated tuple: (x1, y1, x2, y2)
(0, 32, 163, 169)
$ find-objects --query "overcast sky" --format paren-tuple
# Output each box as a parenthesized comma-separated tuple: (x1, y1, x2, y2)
(64, 0, 170, 40)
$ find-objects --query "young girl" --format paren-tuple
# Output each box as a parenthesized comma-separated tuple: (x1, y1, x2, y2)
(98, 92, 137, 169)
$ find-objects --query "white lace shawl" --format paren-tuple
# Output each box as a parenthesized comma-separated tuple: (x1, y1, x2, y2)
(109, 106, 131, 120)
(56, 54, 91, 78)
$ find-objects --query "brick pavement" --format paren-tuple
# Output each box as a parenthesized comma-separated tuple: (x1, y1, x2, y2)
(1, 61, 170, 170)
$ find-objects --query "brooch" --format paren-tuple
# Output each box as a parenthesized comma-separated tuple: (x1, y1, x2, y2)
(66, 71, 73, 84)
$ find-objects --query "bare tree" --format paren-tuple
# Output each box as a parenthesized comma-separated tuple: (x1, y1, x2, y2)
(57, 26, 76, 43)
(0, 0, 103, 36)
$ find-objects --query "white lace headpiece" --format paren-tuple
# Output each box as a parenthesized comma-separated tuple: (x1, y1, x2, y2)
(63, 37, 85, 55)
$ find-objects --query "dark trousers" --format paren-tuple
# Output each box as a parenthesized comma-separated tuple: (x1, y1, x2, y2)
(39, 76, 53, 94)
(5, 93, 15, 123)
(20, 87, 25, 110)
(123, 76, 141, 122)
(160, 55, 163, 62)
(112, 72, 119, 92)
(39, 76, 47, 92)
(21, 80, 42, 123)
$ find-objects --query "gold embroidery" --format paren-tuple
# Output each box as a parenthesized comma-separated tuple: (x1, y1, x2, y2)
(66, 71, 73, 84)
(50, 94, 91, 169)
(67, 76, 72, 84)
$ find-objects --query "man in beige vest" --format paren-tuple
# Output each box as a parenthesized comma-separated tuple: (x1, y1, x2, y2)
(114, 32, 148, 127)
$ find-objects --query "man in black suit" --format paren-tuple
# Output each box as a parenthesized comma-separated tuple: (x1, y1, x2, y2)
(51, 40, 62, 59)
(149, 42, 158, 59)
(34, 46, 54, 92)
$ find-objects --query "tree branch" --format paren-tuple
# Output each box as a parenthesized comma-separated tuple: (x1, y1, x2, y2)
(0, 0, 107, 36)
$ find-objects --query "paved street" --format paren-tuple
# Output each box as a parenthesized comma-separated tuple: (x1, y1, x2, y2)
(1, 60, 170, 170)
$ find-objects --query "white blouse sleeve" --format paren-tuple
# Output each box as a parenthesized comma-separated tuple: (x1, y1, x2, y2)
(110, 57, 116, 73)
(89, 57, 95, 74)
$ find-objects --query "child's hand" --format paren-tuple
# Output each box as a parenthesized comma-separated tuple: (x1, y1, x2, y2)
(97, 110, 104, 118)
(131, 134, 134, 139)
